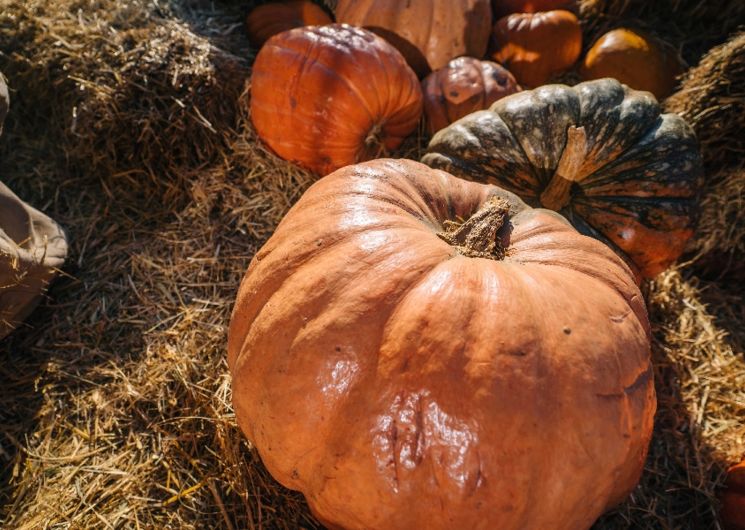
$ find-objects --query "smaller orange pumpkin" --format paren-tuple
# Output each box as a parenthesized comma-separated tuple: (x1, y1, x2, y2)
(245, 1, 332, 48)
(722, 459, 745, 530)
(581, 28, 684, 100)
(492, 0, 576, 17)
(422, 57, 520, 134)
(251, 24, 423, 176)
(492, 10, 582, 87)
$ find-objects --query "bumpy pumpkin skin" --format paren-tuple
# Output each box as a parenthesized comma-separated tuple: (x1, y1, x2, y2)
(722, 460, 745, 530)
(245, 1, 332, 48)
(423, 57, 520, 135)
(422, 78, 703, 278)
(493, 0, 576, 17)
(250, 25, 422, 176)
(581, 29, 684, 100)
(336, 0, 492, 77)
(492, 10, 582, 87)
(228, 158, 655, 530)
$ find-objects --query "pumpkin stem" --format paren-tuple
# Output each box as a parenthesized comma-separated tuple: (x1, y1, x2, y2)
(540, 126, 588, 211)
(436, 197, 510, 259)
(363, 122, 386, 159)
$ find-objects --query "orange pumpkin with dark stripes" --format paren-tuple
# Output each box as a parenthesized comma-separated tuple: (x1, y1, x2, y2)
(422, 78, 703, 278)
(250, 24, 422, 176)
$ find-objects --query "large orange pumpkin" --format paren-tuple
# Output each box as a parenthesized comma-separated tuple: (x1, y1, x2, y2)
(250, 24, 422, 176)
(581, 28, 684, 100)
(245, 1, 332, 48)
(423, 78, 703, 278)
(336, 0, 492, 77)
(228, 158, 655, 530)
(422, 57, 520, 135)
(722, 459, 745, 530)
(493, 0, 576, 17)
(492, 10, 582, 87)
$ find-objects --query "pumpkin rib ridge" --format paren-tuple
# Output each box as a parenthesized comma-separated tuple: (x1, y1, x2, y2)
(518, 258, 647, 328)
(275, 37, 380, 126)
(230, 220, 421, 362)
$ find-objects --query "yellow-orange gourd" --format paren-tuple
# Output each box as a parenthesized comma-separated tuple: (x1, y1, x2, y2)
(581, 28, 684, 99)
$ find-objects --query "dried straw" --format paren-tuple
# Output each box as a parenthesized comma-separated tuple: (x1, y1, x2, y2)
(664, 33, 745, 278)
(0, 1, 742, 529)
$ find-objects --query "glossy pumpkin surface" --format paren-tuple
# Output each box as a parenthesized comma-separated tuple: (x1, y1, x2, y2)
(228, 158, 655, 530)
(250, 24, 422, 176)
(581, 28, 684, 100)
(245, 1, 332, 48)
(423, 57, 520, 135)
(722, 459, 745, 530)
(336, 0, 492, 76)
(493, 0, 576, 17)
(492, 10, 582, 87)
(422, 78, 703, 278)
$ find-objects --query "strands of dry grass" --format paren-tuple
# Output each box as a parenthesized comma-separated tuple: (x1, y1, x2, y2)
(687, 167, 745, 280)
(597, 269, 745, 529)
(664, 33, 745, 278)
(0, 0, 743, 529)
(1, 0, 249, 204)
(665, 33, 745, 176)
(578, 0, 745, 65)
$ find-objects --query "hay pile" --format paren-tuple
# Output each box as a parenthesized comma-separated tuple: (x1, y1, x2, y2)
(664, 33, 745, 278)
(578, 0, 745, 65)
(0, 1, 743, 529)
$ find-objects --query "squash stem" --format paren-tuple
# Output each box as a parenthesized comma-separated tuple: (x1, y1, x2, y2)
(540, 125, 587, 211)
(436, 197, 510, 260)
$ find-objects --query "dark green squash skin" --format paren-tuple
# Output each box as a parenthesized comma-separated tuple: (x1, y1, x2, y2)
(421, 78, 703, 278)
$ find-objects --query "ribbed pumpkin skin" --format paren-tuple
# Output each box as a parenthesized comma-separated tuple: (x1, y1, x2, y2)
(245, 1, 332, 47)
(422, 78, 703, 278)
(492, 10, 582, 87)
(493, 0, 576, 17)
(581, 29, 684, 100)
(722, 460, 745, 530)
(228, 158, 655, 530)
(423, 57, 520, 135)
(250, 25, 422, 176)
(336, 0, 492, 77)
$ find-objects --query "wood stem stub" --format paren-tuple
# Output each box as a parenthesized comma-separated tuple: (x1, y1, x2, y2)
(540, 125, 588, 211)
(437, 197, 510, 260)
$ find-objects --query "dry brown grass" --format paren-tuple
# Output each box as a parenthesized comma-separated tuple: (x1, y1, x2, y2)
(664, 33, 745, 279)
(0, 1, 743, 529)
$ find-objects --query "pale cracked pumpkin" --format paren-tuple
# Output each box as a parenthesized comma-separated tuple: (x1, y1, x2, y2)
(422, 78, 703, 278)
(228, 159, 656, 530)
